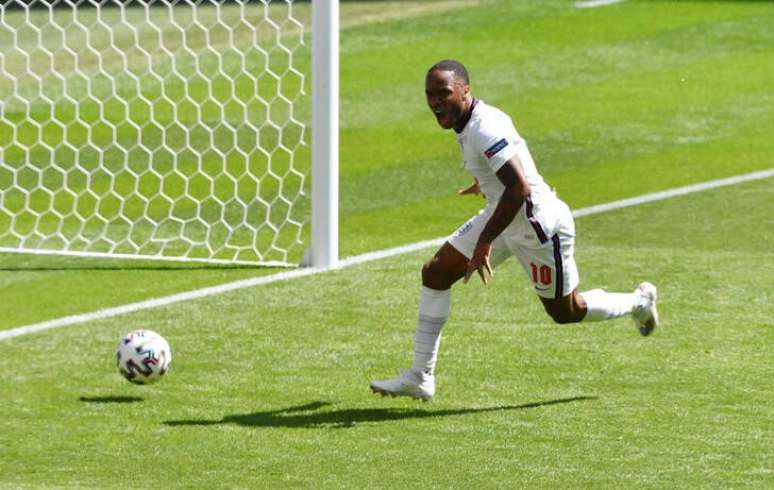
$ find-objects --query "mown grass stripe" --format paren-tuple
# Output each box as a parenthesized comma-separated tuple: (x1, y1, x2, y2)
(576, 0, 626, 8)
(1, 168, 771, 342)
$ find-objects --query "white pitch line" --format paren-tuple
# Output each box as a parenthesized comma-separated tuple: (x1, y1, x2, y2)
(1, 168, 772, 342)
(575, 0, 626, 9)
(572, 169, 774, 218)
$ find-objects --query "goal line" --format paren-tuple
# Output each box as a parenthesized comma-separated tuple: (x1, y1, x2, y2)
(1, 168, 772, 342)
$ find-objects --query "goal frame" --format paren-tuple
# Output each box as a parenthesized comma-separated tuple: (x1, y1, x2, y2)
(309, 0, 339, 269)
(0, 0, 339, 269)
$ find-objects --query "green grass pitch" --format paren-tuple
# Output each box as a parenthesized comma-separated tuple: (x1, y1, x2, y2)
(1, 0, 774, 487)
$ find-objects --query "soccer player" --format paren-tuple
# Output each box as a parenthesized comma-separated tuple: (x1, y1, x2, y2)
(370, 60, 659, 401)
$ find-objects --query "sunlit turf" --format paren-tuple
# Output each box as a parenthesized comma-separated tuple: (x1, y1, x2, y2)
(0, 177, 772, 488)
(1, 1, 774, 485)
(2, 0, 774, 328)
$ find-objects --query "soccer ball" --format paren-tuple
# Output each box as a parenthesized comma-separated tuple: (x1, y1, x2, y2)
(116, 330, 172, 384)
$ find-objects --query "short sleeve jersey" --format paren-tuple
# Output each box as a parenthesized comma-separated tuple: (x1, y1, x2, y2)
(456, 100, 552, 207)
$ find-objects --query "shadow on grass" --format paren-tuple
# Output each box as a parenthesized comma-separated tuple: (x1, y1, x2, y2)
(164, 396, 596, 429)
(79, 395, 144, 403)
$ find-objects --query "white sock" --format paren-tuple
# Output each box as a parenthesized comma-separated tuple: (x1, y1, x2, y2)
(580, 288, 637, 322)
(411, 286, 451, 376)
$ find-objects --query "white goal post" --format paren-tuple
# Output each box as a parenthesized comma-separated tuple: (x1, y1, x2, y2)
(310, 0, 338, 270)
(0, 0, 338, 268)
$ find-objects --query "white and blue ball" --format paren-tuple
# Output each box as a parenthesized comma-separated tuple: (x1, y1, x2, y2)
(116, 330, 172, 385)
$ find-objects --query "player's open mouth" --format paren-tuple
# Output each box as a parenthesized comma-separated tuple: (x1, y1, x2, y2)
(434, 109, 449, 125)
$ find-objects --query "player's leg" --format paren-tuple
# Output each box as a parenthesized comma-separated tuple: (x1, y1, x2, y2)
(511, 234, 584, 323)
(577, 283, 659, 335)
(411, 242, 510, 375)
(371, 212, 503, 400)
(539, 289, 587, 324)
(521, 239, 658, 333)
(369, 242, 465, 400)
(515, 199, 658, 333)
(539, 287, 645, 325)
(411, 241, 467, 377)
(421, 240, 469, 290)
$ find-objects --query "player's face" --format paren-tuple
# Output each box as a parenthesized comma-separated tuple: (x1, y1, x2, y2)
(425, 69, 470, 130)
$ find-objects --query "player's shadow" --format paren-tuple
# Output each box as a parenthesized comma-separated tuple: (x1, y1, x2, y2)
(79, 395, 144, 403)
(164, 396, 596, 429)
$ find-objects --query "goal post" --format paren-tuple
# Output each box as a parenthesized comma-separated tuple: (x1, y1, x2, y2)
(0, 0, 339, 268)
(310, 0, 338, 269)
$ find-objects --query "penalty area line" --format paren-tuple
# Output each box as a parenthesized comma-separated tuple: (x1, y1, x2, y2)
(1, 168, 772, 342)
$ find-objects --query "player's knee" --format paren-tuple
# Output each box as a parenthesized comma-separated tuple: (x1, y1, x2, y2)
(546, 305, 582, 325)
(421, 260, 436, 283)
(421, 260, 457, 290)
(549, 312, 575, 324)
(421, 260, 441, 288)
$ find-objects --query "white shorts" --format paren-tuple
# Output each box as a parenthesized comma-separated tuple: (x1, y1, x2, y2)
(448, 196, 579, 299)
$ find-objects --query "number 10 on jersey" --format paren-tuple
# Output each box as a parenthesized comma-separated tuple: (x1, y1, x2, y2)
(530, 263, 552, 285)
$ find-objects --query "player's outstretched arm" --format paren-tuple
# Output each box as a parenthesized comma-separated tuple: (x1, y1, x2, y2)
(464, 158, 530, 285)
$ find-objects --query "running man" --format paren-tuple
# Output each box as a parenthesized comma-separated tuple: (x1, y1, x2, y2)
(370, 60, 659, 401)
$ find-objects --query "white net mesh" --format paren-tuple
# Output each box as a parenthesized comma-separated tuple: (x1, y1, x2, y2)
(0, 0, 309, 266)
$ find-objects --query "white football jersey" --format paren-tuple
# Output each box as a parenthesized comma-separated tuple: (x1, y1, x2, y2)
(455, 100, 553, 208)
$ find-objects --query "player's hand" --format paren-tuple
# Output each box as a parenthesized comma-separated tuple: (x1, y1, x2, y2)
(463, 241, 493, 285)
(458, 178, 481, 196)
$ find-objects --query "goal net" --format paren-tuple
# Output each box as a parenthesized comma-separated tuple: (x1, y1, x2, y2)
(0, 0, 313, 266)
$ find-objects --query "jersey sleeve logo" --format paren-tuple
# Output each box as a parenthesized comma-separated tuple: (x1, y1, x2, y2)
(484, 138, 508, 159)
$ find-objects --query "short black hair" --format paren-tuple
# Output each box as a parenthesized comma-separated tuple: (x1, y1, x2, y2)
(428, 59, 469, 85)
